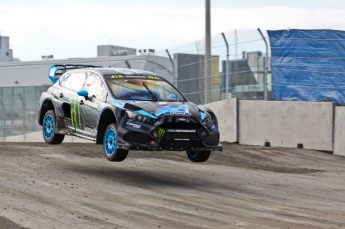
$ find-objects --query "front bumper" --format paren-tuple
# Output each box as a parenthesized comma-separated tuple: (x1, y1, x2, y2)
(117, 142, 223, 151)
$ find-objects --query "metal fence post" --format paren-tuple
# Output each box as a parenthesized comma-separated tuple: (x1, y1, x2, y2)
(0, 98, 6, 139)
(221, 32, 230, 99)
(257, 28, 268, 101)
(18, 94, 26, 141)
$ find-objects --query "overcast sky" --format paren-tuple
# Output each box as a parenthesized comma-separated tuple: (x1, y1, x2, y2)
(1, 0, 344, 61)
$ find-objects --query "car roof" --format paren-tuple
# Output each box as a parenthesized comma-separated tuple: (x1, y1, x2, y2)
(75, 67, 159, 76)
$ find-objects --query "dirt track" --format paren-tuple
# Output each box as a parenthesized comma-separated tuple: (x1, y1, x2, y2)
(0, 142, 345, 229)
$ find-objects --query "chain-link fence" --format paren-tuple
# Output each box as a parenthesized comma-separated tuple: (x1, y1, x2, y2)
(0, 86, 50, 141)
(154, 29, 271, 104)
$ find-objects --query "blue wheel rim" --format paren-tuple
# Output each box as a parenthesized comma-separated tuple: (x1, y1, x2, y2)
(43, 114, 54, 140)
(104, 128, 117, 156)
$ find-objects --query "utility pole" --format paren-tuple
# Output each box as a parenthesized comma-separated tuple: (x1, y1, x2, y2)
(204, 0, 212, 104)
(221, 32, 229, 99)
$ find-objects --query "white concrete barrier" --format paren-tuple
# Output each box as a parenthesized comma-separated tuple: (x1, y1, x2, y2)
(205, 98, 237, 142)
(333, 106, 345, 156)
(239, 101, 334, 151)
(4, 131, 90, 143)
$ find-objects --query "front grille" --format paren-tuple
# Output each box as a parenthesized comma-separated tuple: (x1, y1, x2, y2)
(123, 132, 151, 144)
(158, 122, 203, 129)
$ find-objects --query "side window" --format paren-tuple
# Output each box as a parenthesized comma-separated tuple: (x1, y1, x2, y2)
(82, 73, 107, 101)
(60, 72, 87, 91)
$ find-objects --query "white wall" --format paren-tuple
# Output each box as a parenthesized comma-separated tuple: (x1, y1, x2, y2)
(333, 106, 345, 156)
(239, 101, 334, 151)
(205, 98, 237, 142)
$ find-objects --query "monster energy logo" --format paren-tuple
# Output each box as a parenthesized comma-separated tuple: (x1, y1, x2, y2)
(70, 98, 81, 128)
(157, 128, 165, 138)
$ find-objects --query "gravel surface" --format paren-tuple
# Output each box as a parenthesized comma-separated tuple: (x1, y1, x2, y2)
(0, 142, 344, 229)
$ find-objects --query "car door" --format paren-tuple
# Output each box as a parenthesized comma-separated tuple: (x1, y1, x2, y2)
(58, 71, 87, 133)
(77, 72, 108, 139)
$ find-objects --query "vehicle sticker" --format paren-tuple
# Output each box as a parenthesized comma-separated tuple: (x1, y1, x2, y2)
(70, 98, 82, 128)
(147, 76, 160, 80)
(157, 128, 165, 138)
(165, 111, 191, 116)
(111, 75, 124, 79)
(167, 129, 196, 133)
(126, 122, 141, 129)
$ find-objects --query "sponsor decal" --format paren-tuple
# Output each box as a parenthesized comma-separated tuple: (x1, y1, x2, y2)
(147, 76, 160, 80)
(85, 126, 97, 135)
(70, 98, 81, 128)
(111, 75, 124, 79)
(211, 124, 215, 130)
(125, 75, 146, 78)
(174, 138, 190, 141)
(178, 117, 186, 122)
(158, 128, 165, 138)
(165, 111, 191, 116)
(126, 122, 141, 129)
(167, 129, 196, 133)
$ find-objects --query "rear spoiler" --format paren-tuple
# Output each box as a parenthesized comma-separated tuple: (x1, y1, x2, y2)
(48, 64, 103, 84)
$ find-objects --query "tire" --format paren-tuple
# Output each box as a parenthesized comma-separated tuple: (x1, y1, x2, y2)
(186, 150, 211, 163)
(42, 110, 65, 144)
(103, 124, 128, 162)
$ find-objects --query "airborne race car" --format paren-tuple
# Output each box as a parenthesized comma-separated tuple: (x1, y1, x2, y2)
(38, 65, 222, 162)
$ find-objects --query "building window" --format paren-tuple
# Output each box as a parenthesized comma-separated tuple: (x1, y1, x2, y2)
(6, 52, 9, 56)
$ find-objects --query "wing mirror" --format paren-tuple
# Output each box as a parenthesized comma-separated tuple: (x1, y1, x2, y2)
(77, 90, 89, 100)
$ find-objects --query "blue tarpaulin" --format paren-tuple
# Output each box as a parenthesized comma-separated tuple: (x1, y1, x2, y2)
(268, 29, 345, 104)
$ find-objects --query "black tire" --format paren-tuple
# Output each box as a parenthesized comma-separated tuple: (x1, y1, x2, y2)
(42, 110, 65, 144)
(103, 124, 128, 162)
(186, 150, 211, 163)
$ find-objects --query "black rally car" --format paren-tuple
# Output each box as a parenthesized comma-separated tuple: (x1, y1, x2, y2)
(38, 65, 222, 162)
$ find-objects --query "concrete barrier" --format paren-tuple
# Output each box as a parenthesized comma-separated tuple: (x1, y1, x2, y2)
(239, 101, 334, 151)
(4, 131, 90, 143)
(333, 106, 345, 156)
(205, 98, 237, 142)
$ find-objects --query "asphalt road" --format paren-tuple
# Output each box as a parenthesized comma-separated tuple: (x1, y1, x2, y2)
(0, 142, 344, 229)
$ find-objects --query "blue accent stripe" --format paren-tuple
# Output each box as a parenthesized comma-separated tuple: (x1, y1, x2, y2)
(136, 110, 157, 119)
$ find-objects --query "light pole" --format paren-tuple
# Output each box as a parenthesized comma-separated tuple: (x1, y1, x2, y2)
(204, 0, 212, 104)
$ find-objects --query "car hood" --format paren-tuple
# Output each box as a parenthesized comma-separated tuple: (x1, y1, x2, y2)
(114, 100, 202, 118)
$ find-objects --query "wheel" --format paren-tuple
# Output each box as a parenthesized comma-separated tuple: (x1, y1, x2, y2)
(42, 110, 65, 144)
(186, 150, 211, 162)
(103, 124, 128, 162)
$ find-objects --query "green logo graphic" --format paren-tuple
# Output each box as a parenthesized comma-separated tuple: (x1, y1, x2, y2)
(70, 98, 81, 128)
(158, 128, 165, 138)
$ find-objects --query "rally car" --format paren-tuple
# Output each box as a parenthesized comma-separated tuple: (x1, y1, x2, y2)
(38, 64, 222, 162)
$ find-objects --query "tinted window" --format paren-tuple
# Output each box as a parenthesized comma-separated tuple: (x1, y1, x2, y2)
(82, 73, 107, 101)
(60, 72, 87, 91)
(108, 78, 184, 102)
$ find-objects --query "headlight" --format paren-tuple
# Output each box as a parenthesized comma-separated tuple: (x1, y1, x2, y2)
(201, 111, 213, 126)
(133, 113, 155, 124)
(126, 110, 156, 124)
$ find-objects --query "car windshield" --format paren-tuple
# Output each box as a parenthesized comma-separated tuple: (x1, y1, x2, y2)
(108, 78, 185, 101)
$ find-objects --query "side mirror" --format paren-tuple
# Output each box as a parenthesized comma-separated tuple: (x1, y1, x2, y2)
(77, 90, 89, 100)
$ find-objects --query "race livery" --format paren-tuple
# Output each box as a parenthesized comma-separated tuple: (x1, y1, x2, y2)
(38, 64, 222, 162)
